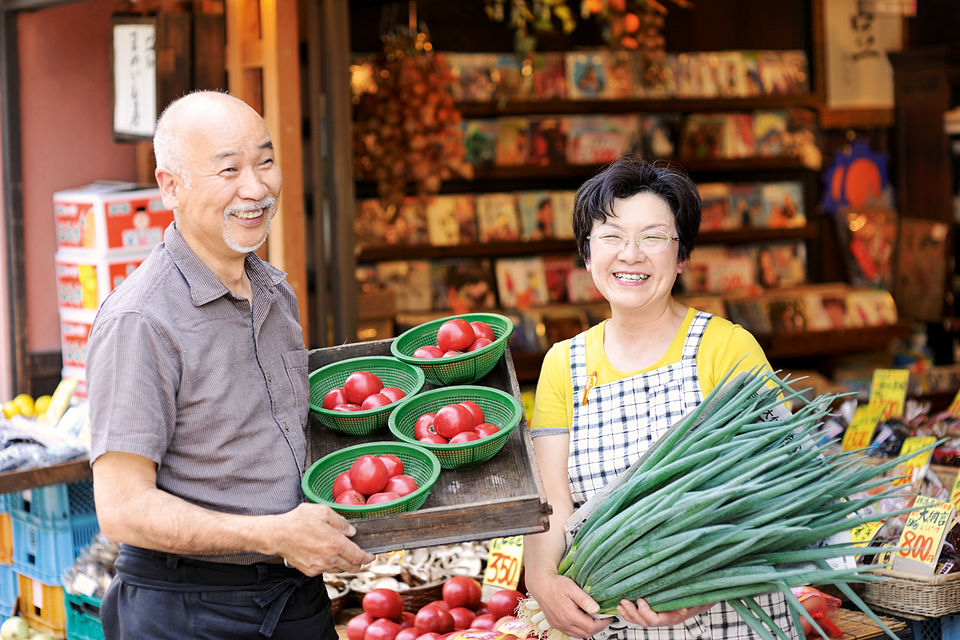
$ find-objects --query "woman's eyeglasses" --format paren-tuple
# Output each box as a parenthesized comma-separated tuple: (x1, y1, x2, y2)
(588, 231, 679, 254)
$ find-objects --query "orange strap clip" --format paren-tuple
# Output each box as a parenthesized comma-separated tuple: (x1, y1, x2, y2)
(581, 371, 598, 406)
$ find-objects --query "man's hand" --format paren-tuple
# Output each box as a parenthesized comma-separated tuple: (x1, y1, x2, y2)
(616, 599, 717, 628)
(274, 503, 374, 575)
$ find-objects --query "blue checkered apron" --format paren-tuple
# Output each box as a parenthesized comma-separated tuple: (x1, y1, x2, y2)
(568, 312, 798, 640)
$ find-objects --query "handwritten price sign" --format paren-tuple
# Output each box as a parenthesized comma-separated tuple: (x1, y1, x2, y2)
(892, 436, 938, 487)
(893, 496, 955, 575)
(483, 536, 523, 590)
(850, 520, 885, 548)
(868, 369, 909, 419)
(841, 405, 885, 451)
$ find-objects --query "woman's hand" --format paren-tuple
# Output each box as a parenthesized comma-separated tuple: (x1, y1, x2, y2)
(527, 573, 612, 639)
(615, 598, 717, 627)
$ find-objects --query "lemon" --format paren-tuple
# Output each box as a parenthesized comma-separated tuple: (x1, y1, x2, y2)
(1, 401, 19, 419)
(12, 394, 34, 418)
(33, 395, 52, 417)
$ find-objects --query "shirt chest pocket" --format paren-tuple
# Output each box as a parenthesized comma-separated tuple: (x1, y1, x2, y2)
(282, 349, 309, 426)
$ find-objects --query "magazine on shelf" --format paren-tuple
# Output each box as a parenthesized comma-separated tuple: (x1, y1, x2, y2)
(695, 52, 725, 99)
(371, 260, 433, 312)
(550, 191, 577, 239)
(767, 296, 808, 334)
(726, 113, 756, 159)
(698, 183, 738, 231)
(716, 51, 750, 98)
(847, 289, 899, 327)
(426, 195, 478, 246)
(639, 113, 682, 159)
(566, 52, 609, 99)
(475, 193, 521, 242)
(528, 117, 570, 166)
(758, 181, 806, 229)
(463, 119, 498, 166)
(567, 267, 604, 304)
(605, 50, 640, 99)
(803, 289, 848, 332)
(753, 110, 789, 157)
(640, 54, 677, 98)
(673, 52, 703, 98)
(757, 242, 807, 289)
(727, 183, 766, 229)
(681, 246, 757, 294)
(491, 53, 532, 101)
(430, 258, 498, 313)
(895, 217, 949, 322)
(726, 296, 772, 335)
(517, 191, 557, 241)
(495, 117, 531, 166)
(531, 52, 567, 100)
(740, 51, 764, 97)
(679, 113, 730, 159)
(355, 197, 430, 248)
(495, 257, 550, 309)
(543, 254, 576, 303)
(567, 115, 639, 165)
(446, 53, 498, 102)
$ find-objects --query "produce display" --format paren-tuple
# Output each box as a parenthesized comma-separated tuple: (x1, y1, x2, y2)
(413, 319, 496, 359)
(324, 370, 408, 412)
(335, 453, 421, 505)
(413, 400, 501, 445)
(0, 617, 56, 640)
(517, 368, 929, 640)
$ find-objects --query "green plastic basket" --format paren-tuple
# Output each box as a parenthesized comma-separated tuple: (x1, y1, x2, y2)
(388, 385, 523, 469)
(309, 356, 426, 435)
(390, 313, 515, 386)
(301, 441, 441, 518)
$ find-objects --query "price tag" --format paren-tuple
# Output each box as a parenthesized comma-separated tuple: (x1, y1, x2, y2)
(868, 369, 909, 419)
(893, 496, 956, 575)
(950, 473, 960, 515)
(850, 520, 885, 548)
(483, 536, 523, 590)
(892, 436, 938, 486)
(841, 405, 885, 451)
(947, 388, 960, 418)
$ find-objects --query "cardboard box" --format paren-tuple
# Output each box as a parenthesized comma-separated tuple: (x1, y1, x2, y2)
(53, 182, 173, 253)
(55, 249, 146, 311)
(61, 367, 87, 404)
(59, 310, 96, 371)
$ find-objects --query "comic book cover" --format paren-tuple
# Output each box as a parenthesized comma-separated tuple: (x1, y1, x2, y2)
(567, 267, 605, 304)
(567, 115, 639, 165)
(426, 195, 478, 246)
(495, 117, 531, 166)
(681, 246, 757, 294)
(566, 52, 609, 99)
(517, 191, 556, 241)
(698, 183, 736, 231)
(758, 181, 806, 229)
(373, 260, 433, 312)
(756, 50, 794, 96)
(495, 257, 550, 309)
(695, 52, 724, 98)
(673, 53, 703, 98)
(639, 53, 677, 98)
(463, 119, 498, 166)
(491, 53, 533, 101)
(430, 258, 498, 313)
(605, 50, 640, 99)
(847, 289, 899, 326)
(550, 191, 577, 239)
(785, 108, 822, 169)
(725, 296, 772, 335)
(779, 50, 811, 95)
(727, 183, 766, 229)
(445, 53, 498, 102)
(740, 51, 763, 97)
(679, 113, 729, 159)
(753, 110, 789, 156)
(355, 198, 429, 248)
(639, 113, 682, 159)
(475, 193, 521, 242)
(895, 217, 949, 321)
(725, 113, 756, 159)
(767, 296, 809, 333)
(531, 52, 567, 100)
(756, 242, 807, 289)
(528, 117, 570, 166)
(716, 51, 749, 98)
(543, 254, 576, 303)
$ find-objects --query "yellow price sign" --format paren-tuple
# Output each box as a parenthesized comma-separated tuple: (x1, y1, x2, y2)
(483, 536, 523, 590)
(948, 388, 960, 418)
(948, 471, 960, 514)
(850, 520, 885, 548)
(868, 369, 909, 419)
(894, 496, 956, 572)
(841, 405, 885, 451)
(892, 436, 937, 486)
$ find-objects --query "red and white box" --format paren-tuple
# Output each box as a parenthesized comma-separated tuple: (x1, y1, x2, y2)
(59, 309, 96, 371)
(61, 366, 87, 404)
(55, 249, 146, 312)
(53, 182, 174, 253)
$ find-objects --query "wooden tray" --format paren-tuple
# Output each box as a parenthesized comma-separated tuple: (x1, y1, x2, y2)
(307, 339, 551, 553)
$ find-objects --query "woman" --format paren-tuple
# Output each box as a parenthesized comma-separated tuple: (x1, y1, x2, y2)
(524, 156, 797, 640)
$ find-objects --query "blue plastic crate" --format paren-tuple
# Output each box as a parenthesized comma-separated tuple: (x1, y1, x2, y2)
(12, 513, 99, 584)
(65, 591, 103, 640)
(942, 615, 960, 640)
(0, 564, 16, 618)
(0, 493, 14, 515)
(11, 482, 95, 529)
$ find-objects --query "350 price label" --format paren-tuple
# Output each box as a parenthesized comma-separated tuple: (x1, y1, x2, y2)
(483, 536, 523, 590)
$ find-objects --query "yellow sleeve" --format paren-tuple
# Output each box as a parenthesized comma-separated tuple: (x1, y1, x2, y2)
(530, 339, 574, 436)
(696, 315, 773, 395)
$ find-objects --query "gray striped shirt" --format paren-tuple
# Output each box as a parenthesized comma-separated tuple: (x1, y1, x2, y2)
(88, 223, 308, 564)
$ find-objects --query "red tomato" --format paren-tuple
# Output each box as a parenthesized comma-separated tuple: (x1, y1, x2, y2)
(344, 371, 384, 404)
(425, 600, 449, 610)
(335, 490, 365, 505)
(367, 491, 401, 504)
(322, 387, 348, 410)
(448, 607, 476, 630)
(449, 432, 480, 444)
(437, 319, 476, 352)
(347, 613, 376, 640)
(361, 393, 393, 410)
(334, 403, 362, 411)
(459, 401, 485, 425)
(415, 605, 455, 634)
(379, 454, 405, 476)
(467, 338, 493, 352)
(419, 433, 449, 444)
(385, 474, 419, 496)
(443, 350, 463, 358)
(470, 321, 495, 342)
(365, 618, 403, 640)
(474, 423, 500, 438)
(349, 454, 389, 495)
(486, 589, 525, 620)
(396, 629, 419, 640)
(413, 345, 444, 359)
(471, 614, 497, 631)
(332, 471, 353, 497)
(434, 404, 476, 439)
(414, 413, 438, 440)
(400, 612, 417, 629)
(381, 387, 406, 402)
(442, 576, 482, 610)
(362, 588, 405, 621)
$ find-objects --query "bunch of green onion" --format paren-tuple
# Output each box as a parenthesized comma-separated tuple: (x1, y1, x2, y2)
(544, 368, 930, 640)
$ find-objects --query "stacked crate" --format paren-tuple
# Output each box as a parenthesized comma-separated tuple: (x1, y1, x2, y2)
(53, 183, 174, 401)
(0, 493, 16, 624)
(10, 482, 99, 637)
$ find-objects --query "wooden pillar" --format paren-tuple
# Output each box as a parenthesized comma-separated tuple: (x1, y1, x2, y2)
(225, 0, 309, 343)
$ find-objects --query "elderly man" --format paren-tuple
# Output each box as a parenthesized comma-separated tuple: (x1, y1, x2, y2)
(87, 91, 373, 639)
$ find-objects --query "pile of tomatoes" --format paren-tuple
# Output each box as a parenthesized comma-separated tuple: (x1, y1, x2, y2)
(413, 400, 500, 445)
(324, 370, 407, 412)
(347, 578, 528, 640)
(413, 319, 496, 359)
(333, 453, 419, 506)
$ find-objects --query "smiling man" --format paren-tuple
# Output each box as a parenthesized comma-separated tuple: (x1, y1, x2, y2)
(86, 92, 373, 639)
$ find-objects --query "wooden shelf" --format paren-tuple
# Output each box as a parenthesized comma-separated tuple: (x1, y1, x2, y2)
(0, 458, 91, 493)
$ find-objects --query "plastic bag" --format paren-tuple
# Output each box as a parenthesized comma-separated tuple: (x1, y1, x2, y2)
(790, 586, 843, 639)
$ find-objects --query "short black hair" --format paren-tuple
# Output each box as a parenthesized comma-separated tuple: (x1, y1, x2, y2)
(573, 155, 701, 262)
